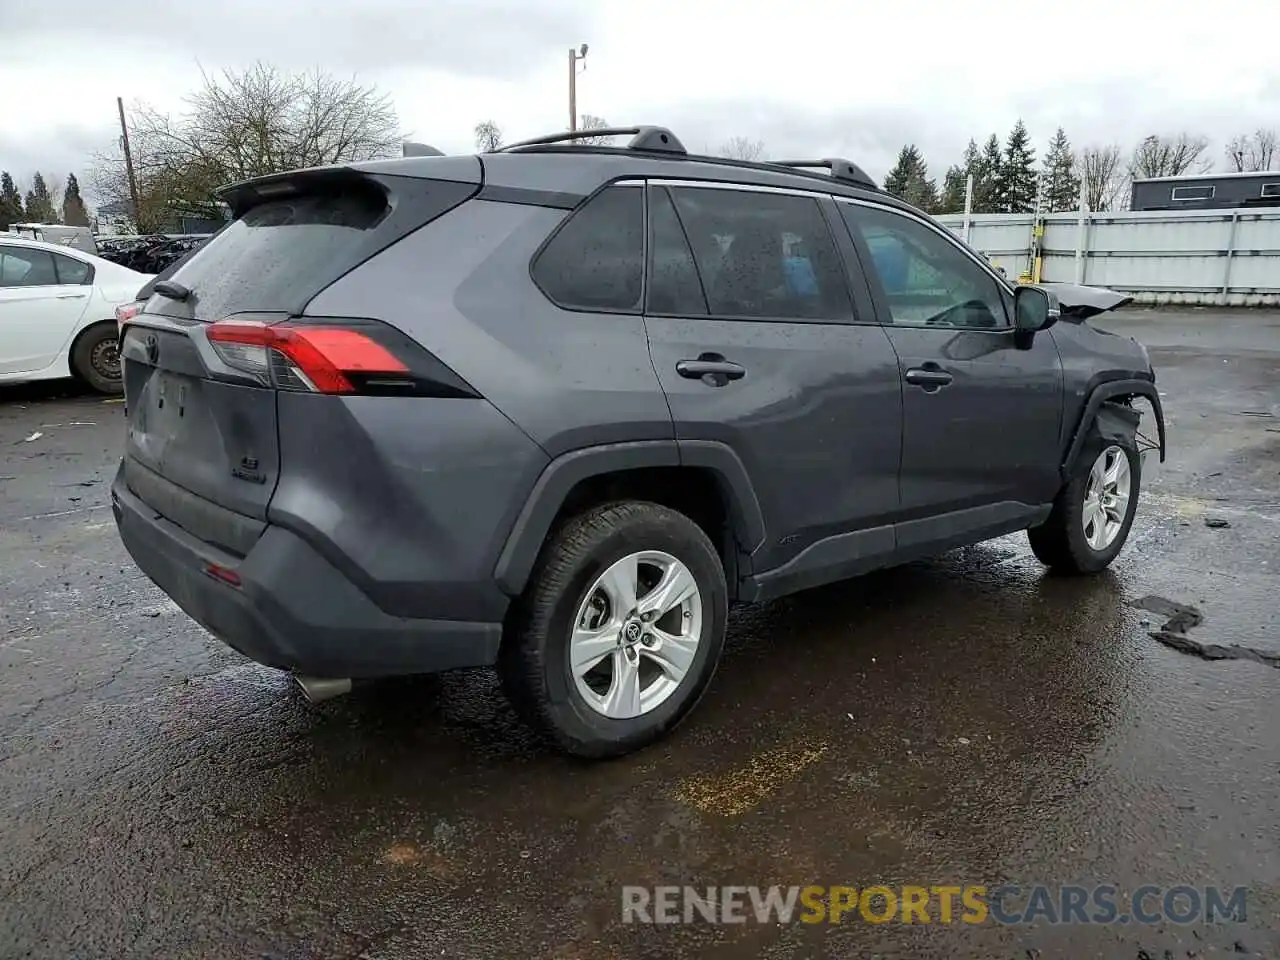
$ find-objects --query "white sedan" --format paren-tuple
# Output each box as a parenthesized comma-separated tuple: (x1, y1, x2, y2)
(0, 236, 152, 394)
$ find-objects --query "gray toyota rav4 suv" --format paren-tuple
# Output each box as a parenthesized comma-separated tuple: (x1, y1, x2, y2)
(113, 126, 1166, 758)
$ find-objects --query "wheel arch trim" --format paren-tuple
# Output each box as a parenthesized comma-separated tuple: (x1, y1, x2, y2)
(1061, 377, 1165, 480)
(493, 439, 765, 597)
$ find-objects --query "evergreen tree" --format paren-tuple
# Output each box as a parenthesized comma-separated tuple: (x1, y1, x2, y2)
(62, 173, 91, 226)
(937, 165, 967, 214)
(996, 120, 1038, 213)
(883, 144, 938, 213)
(0, 172, 22, 230)
(973, 134, 1003, 213)
(24, 172, 55, 223)
(1041, 127, 1080, 213)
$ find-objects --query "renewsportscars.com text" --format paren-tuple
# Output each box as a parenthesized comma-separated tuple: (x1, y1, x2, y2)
(621, 884, 1248, 926)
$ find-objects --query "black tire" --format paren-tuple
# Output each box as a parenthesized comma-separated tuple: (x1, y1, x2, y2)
(71, 323, 123, 395)
(499, 501, 729, 759)
(1028, 437, 1141, 574)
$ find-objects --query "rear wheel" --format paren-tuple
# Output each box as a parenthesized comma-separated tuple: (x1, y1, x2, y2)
(499, 501, 728, 758)
(71, 323, 123, 395)
(1028, 439, 1140, 574)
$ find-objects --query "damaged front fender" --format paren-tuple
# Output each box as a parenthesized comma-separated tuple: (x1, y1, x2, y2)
(1061, 379, 1167, 480)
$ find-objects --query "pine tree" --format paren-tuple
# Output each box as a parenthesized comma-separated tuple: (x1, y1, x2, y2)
(883, 145, 918, 198)
(24, 172, 55, 223)
(0, 171, 22, 230)
(937, 165, 967, 214)
(973, 135, 1003, 213)
(1041, 128, 1081, 213)
(883, 144, 938, 213)
(996, 120, 1038, 213)
(61, 173, 91, 226)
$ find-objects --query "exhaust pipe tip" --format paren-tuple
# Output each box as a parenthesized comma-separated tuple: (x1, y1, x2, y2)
(293, 675, 353, 703)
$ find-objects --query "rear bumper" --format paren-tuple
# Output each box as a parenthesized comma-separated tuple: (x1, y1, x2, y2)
(112, 467, 503, 678)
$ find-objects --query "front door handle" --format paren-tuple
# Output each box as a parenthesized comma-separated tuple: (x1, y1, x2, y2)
(677, 356, 746, 384)
(904, 366, 953, 390)
(57, 293, 88, 299)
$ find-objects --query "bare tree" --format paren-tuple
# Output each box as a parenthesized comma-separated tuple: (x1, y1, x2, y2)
(474, 120, 503, 153)
(576, 114, 612, 146)
(719, 136, 766, 162)
(1078, 144, 1127, 212)
(1128, 133, 1212, 180)
(92, 62, 401, 231)
(1225, 129, 1278, 171)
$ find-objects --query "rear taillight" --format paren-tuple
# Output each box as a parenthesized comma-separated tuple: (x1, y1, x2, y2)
(116, 301, 143, 331)
(205, 317, 477, 398)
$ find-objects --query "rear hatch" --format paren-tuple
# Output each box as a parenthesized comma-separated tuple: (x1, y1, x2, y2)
(120, 161, 481, 555)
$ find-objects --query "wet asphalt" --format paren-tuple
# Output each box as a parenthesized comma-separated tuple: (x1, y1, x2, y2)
(1, 309, 1277, 959)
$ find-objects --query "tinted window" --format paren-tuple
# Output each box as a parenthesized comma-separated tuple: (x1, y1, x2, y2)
(157, 184, 394, 321)
(0, 246, 59, 287)
(843, 204, 1009, 329)
(647, 186, 707, 315)
(533, 185, 643, 311)
(1170, 185, 1213, 201)
(668, 188, 852, 321)
(53, 253, 92, 285)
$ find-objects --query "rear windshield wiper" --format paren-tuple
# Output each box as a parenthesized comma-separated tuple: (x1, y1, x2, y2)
(153, 280, 192, 302)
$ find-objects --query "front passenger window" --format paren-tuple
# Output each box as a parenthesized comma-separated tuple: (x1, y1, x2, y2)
(843, 205, 1009, 329)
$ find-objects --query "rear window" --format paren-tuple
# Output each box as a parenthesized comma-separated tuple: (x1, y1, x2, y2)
(156, 187, 390, 321)
(148, 174, 477, 322)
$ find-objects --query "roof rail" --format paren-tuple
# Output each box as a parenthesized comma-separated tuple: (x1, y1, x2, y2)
(499, 125, 687, 156)
(770, 158, 877, 190)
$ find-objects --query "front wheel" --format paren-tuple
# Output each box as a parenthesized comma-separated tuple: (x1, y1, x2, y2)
(499, 501, 728, 758)
(1028, 440, 1141, 574)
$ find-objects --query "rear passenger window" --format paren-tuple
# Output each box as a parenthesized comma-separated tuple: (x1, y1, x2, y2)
(668, 187, 852, 321)
(533, 185, 643, 312)
(647, 186, 707, 315)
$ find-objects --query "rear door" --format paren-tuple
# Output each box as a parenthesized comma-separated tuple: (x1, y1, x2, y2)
(642, 181, 903, 586)
(0, 244, 92, 374)
(837, 199, 1064, 535)
(121, 165, 480, 550)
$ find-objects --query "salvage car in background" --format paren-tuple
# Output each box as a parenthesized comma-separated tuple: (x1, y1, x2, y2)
(0, 236, 151, 394)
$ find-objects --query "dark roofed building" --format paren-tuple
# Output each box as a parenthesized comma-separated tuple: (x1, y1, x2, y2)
(1131, 171, 1280, 211)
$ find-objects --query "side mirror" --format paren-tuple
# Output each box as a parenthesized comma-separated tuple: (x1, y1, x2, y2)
(1014, 285, 1061, 334)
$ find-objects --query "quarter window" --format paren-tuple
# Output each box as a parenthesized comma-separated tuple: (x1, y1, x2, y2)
(667, 187, 853, 321)
(532, 185, 644, 312)
(842, 204, 1009, 329)
(0, 246, 59, 288)
(53, 252, 92, 285)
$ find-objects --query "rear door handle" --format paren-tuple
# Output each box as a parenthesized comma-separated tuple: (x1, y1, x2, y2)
(677, 357, 746, 383)
(57, 293, 88, 299)
(904, 367, 953, 389)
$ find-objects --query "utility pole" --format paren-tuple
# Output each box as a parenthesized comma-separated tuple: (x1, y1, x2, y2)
(568, 43, 588, 131)
(116, 96, 142, 231)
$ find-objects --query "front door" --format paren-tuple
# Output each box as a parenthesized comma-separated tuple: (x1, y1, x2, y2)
(642, 182, 903, 591)
(0, 244, 92, 375)
(837, 201, 1063, 545)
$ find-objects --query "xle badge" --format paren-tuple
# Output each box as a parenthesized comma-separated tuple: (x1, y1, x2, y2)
(232, 456, 267, 484)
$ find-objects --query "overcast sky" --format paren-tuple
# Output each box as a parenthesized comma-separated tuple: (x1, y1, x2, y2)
(2, 0, 1279, 205)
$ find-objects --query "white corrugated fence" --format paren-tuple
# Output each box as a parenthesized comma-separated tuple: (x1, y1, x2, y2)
(932, 208, 1280, 306)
